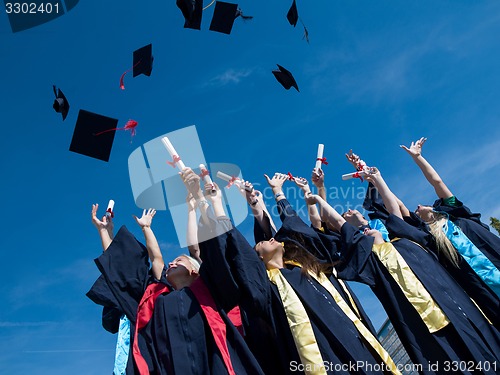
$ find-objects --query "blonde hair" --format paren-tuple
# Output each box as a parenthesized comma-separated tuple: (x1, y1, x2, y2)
(180, 254, 201, 273)
(427, 213, 460, 268)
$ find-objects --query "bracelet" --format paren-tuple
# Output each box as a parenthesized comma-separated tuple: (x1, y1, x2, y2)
(275, 192, 284, 199)
(197, 199, 209, 208)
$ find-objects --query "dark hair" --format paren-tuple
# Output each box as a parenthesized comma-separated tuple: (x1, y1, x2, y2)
(282, 232, 338, 277)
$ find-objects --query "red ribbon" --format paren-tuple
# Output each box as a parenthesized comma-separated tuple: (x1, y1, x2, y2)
(287, 172, 295, 181)
(226, 176, 238, 188)
(199, 169, 210, 178)
(356, 161, 366, 171)
(105, 208, 114, 218)
(352, 171, 364, 182)
(316, 157, 328, 165)
(119, 59, 142, 90)
(166, 155, 181, 168)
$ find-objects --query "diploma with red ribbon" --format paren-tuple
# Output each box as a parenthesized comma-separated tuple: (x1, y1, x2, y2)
(200, 164, 216, 194)
(216, 171, 253, 192)
(105, 199, 115, 219)
(162, 137, 186, 170)
(315, 144, 328, 174)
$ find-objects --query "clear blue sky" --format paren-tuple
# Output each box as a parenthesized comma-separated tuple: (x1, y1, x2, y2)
(2, 1, 500, 373)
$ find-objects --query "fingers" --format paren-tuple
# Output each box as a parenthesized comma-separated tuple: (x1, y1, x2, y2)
(264, 174, 271, 184)
(400, 145, 411, 153)
(91, 204, 98, 217)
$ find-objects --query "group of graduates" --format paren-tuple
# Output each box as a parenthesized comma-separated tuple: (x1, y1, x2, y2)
(87, 137, 500, 375)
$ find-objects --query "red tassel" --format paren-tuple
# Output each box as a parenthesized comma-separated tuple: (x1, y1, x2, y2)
(287, 172, 295, 181)
(95, 119, 138, 140)
(119, 59, 142, 90)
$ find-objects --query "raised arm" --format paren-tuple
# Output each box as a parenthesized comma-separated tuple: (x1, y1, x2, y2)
(311, 168, 327, 201)
(180, 167, 210, 225)
(239, 181, 275, 240)
(305, 192, 346, 232)
(401, 137, 453, 199)
(133, 208, 164, 280)
(186, 193, 202, 264)
(294, 176, 322, 229)
(364, 168, 402, 219)
(91, 203, 114, 251)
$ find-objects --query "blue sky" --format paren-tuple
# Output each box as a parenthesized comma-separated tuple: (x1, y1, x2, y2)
(2, 1, 500, 373)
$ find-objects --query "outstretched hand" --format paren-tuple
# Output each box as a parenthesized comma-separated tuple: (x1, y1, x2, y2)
(91, 203, 114, 232)
(311, 168, 324, 188)
(264, 173, 288, 190)
(180, 168, 202, 198)
(293, 176, 311, 193)
(133, 208, 156, 228)
(204, 182, 222, 204)
(363, 167, 381, 185)
(400, 137, 427, 158)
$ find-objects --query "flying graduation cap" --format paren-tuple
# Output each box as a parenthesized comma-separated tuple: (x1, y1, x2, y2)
(52, 85, 70, 121)
(120, 44, 154, 90)
(272, 65, 299, 92)
(176, 0, 203, 29)
(69, 110, 118, 162)
(209, 1, 253, 34)
(286, 0, 309, 43)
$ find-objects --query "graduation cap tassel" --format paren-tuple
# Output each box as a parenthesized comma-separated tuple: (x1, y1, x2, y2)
(202, 0, 215, 10)
(94, 120, 138, 141)
(236, 8, 253, 20)
(120, 60, 142, 90)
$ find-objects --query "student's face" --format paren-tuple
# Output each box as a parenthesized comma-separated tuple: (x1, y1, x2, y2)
(415, 205, 434, 222)
(166, 256, 195, 277)
(342, 209, 366, 227)
(255, 238, 283, 262)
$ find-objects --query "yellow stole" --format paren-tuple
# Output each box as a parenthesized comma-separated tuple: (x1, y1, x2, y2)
(371, 241, 450, 333)
(267, 268, 327, 375)
(285, 261, 401, 375)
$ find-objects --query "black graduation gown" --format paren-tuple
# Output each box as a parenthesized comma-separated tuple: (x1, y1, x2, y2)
(202, 217, 390, 375)
(86, 274, 124, 334)
(88, 225, 265, 375)
(87, 226, 157, 374)
(255, 200, 377, 336)
(337, 220, 500, 375)
(390, 212, 500, 329)
(433, 197, 500, 270)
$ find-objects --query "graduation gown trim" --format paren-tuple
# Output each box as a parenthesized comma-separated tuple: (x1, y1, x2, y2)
(285, 261, 400, 375)
(333, 270, 361, 318)
(267, 268, 328, 375)
(371, 241, 450, 333)
(189, 277, 237, 375)
(133, 282, 170, 375)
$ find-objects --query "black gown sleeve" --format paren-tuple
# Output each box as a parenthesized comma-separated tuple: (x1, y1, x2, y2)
(94, 226, 151, 324)
(86, 274, 123, 333)
(385, 214, 434, 249)
(335, 222, 376, 286)
(253, 210, 276, 244)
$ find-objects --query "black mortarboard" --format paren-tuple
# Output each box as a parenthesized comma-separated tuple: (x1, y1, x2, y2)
(133, 44, 153, 77)
(287, 0, 298, 27)
(272, 65, 299, 92)
(69, 110, 118, 162)
(209, 1, 238, 34)
(52, 85, 70, 121)
(176, 0, 203, 30)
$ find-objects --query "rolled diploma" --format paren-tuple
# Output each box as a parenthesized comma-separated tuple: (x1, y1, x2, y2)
(216, 171, 253, 191)
(342, 171, 366, 180)
(106, 199, 115, 217)
(200, 164, 215, 193)
(161, 137, 186, 170)
(315, 144, 324, 170)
